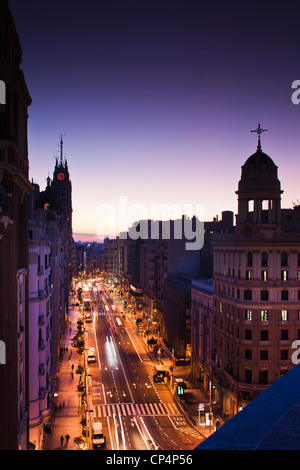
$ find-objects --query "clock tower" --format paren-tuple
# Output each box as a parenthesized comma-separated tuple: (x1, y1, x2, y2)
(35, 136, 73, 318)
(51, 135, 72, 231)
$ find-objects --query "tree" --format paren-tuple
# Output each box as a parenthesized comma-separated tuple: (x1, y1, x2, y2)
(147, 337, 158, 350)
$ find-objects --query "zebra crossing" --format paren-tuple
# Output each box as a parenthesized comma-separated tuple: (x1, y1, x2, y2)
(93, 402, 180, 418)
(97, 311, 120, 317)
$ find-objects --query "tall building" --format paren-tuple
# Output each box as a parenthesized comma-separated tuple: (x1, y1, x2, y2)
(0, 0, 33, 449)
(210, 127, 300, 417)
(36, 138, 73, 318)
(104, 237, 119, 278)
(28, 206, 52, 450)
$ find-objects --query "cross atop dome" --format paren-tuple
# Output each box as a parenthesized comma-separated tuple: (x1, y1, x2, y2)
(251, 123, 268, 149)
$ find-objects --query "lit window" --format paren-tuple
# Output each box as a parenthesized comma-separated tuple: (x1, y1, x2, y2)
(245, 309, 252, 321)
(281, 270, 288, 281)
(261, 270, 268, 281)
(281, 310, 288, 321)
(260, 310, 269, 321)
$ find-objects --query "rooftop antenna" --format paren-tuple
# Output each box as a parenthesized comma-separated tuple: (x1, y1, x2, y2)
(59, 134, 64, 164)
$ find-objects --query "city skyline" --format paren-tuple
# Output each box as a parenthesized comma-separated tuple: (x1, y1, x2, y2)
(9, 0, 300, 241)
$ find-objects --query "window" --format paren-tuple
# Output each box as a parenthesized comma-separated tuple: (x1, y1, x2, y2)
(298, 253, 300, 267)
(281, 330, 288, 340)
(245, 349, 252, 359)
(281, 350, 289, 360)
(244, 290, 252, 301)
(246, 270, 253, 280)
(281, 252, 288, 267)
(297, 270, 300, 281)
(260, 310, 269, 321)
(281, 270, 288, 281)
(261, 270, 268, 281)
(245, 369, 252, 384)
(261, 290, 269, 301)
(245, 329, 252, 340)
(245, 309, 252, 321)
(259, 370, 268, 384)
(260, 330, 269, 341)
(261, 252, 268, 267)
(281, 310, 288, 321)
(247, 252, 253, 267)
(260, 350, 268, 360)
(281, 290, 289, 301)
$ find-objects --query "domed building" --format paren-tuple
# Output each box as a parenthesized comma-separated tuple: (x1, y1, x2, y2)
(206, 126, 300, 418)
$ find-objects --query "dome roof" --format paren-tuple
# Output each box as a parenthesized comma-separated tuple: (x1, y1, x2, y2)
(238, 144, 281, 193)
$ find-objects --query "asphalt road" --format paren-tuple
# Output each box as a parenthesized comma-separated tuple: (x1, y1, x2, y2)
(83, 284, 204, 451)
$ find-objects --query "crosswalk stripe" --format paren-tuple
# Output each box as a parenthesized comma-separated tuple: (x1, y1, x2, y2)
(158, 403, 165, 414)
(149, 404, 155, 414)
(153, 403, 161, 414)
(164, 403, 175, 414)
(144, 404, 151, 414)
(93, 403, 180, 418)
(139, 404, 146, 415)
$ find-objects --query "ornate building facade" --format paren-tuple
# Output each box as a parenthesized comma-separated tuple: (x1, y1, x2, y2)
(210, 128, 300, 417)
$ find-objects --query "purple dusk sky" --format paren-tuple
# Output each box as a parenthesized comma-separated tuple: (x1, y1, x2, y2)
(9, 0, 300, 241)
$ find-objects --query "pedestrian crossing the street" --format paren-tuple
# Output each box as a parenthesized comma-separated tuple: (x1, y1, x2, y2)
(93, 402, 180, 418)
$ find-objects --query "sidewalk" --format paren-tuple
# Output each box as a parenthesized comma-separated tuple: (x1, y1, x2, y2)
(43, 308, 85, 450)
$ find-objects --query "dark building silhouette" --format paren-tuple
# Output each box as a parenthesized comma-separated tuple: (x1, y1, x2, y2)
(0, 0, 33, 449)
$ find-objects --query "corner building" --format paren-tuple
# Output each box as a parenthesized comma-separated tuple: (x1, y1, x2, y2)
(211, 139, 300, 417)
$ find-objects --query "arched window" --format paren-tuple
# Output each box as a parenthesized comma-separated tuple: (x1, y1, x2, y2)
(247, 252, 253, 267)
(281, 252, 288, 267)
(261, 252, 268, 267)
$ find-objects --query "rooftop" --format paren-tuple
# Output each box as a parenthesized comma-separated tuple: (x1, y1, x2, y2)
(196, 363, 300, 450)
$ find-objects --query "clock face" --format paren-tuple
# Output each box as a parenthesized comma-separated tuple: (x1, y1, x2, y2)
(57, 172, 65, 181)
